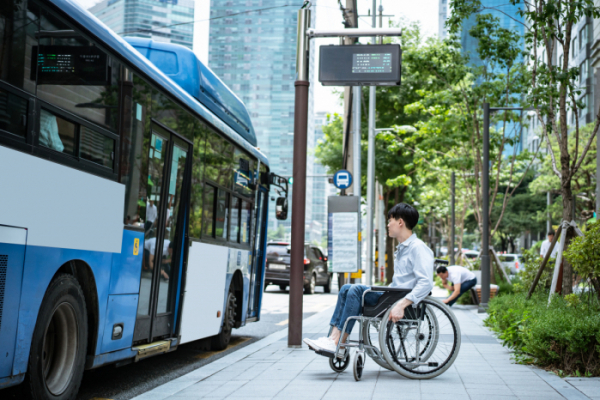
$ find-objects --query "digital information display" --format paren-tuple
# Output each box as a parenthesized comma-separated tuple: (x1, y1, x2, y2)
(31, 46, 108, 85)
(352, 53, 392, 73)
(319, 44, 401, 86)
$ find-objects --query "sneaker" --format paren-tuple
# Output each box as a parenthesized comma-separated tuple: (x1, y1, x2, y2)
(309, 337, 338, 355)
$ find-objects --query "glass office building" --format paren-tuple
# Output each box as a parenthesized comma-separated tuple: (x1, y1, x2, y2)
(90, 0, 194, 49)
(209, 0, 317, 239)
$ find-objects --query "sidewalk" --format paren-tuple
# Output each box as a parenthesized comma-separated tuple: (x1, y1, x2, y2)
(131, 305, 599, 400)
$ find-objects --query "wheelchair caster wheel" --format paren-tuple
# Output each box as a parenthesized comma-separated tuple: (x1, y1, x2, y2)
(329, 349, 350, 373)
(353, 351, 365, 381)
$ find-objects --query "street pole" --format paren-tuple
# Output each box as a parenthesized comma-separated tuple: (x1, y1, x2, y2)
(353, 85, 362, 284)
(377, 182, 386, 282)
(479, 102, 491, 313)
(288, 5, 310, 347)
(365, 0, 379, 286)
(450, 171, 455, 265)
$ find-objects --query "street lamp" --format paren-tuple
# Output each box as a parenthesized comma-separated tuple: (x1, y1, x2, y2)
(480, 104, 534, 312)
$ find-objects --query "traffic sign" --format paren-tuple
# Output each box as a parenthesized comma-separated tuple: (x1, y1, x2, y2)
(333, 169, 353, 189)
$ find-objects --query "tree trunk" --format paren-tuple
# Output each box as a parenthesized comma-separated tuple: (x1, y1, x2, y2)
(561, 179, 574, 295)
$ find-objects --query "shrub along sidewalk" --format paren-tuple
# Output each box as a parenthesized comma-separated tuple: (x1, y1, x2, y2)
(485, 291, 600, 377)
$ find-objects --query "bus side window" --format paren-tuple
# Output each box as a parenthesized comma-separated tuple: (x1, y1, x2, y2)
(39, 108, 73, 154)
(202, 184, 216, 237)
(0, 0, 39, 94)
(189, 121, 208, 239)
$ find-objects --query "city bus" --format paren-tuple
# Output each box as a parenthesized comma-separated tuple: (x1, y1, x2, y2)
(0, 0, 288, 398)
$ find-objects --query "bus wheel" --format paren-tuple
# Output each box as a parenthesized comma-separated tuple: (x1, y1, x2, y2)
(25, 274, 88, 400)
(211, 287, 236, 351)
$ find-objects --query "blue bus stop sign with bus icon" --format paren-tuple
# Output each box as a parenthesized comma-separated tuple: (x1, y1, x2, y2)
(333, 169, 353, 189)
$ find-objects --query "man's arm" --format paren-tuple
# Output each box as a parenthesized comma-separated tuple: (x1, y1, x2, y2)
(441, 278, 453, 291)
(443, 282, 461, 304)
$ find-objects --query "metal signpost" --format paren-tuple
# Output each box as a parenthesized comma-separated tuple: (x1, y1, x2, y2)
(288, 2, 401, 347)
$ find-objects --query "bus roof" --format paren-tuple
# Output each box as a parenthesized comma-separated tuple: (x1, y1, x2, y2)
(124, 38, 257, 147)
(48, 0, 268, 165)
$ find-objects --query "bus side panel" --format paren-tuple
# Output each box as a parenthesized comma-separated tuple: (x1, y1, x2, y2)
(13, 246, 113, 375)
(0, 227, 27, 379)
(0, 148, 125, 375)
(178, 242, 228, 344)
(109, 230, 144, 295)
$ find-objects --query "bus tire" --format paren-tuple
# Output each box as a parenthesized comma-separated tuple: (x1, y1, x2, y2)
(211, 286, 236, 351)
(25, 274, 88, 400)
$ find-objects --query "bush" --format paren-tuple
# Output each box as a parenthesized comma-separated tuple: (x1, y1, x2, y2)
(485, 292, 600, 376)
(564, 221, 600, 299)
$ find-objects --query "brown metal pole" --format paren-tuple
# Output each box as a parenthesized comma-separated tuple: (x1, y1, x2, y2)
(288, 5, 310, 347)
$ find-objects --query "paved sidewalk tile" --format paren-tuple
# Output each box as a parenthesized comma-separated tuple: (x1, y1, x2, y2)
(131, 304, 600, 400)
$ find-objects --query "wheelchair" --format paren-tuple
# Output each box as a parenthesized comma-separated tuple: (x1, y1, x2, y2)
(316, 284, 461, 381)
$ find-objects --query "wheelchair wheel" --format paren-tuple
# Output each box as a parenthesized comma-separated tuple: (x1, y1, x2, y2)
(353, 351, 365, 381)
(329, 349, 350, 373)
(362, 318, 393, 371)
(379, 297, 461, 379)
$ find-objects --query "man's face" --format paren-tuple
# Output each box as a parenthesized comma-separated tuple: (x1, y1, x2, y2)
(548, 234, 554, 241)
(387, 217, 403, 238)
(437, 272, 449, 280)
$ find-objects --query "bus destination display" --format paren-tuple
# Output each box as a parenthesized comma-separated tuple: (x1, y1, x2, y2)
(31, 46, 108, 85)
(352, 53, 392, 73)
(319, 44, 401, 86)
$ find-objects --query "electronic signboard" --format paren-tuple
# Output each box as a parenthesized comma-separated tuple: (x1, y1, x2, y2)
(319, 44, 401, 86)
(31, 45, 109, 85)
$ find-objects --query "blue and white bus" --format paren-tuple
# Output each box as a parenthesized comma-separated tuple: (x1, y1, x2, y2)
(0, 0, 288, 398)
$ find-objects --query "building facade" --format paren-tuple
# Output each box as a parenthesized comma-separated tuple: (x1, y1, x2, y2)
(90, 0, 195, 49)
(208, 0, 317, 239)
(438, 0, 449, 40)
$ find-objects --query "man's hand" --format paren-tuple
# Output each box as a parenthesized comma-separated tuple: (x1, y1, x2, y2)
(388, 298, 413, 323)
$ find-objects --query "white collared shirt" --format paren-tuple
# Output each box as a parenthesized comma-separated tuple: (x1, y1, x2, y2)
(391, 233, 434, 305)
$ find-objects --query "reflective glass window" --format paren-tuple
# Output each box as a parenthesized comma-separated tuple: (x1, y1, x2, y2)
(215, 190, 229, 239)
(0, 0, 39, 94)
(79, 125, 114, 168)
(203, 184, 216, 237)
(241, 200, 252, 245)
(204, 131, 235, 188)
(36, 6, 119, 131)
(39, 108, 76, 155)
(0, 88, 28, 138)
(230, 196, 240, 242)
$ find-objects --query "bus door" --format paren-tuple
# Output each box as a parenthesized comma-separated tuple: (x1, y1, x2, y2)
(134, 124, 191, 343)
(247, 186, 268, 318)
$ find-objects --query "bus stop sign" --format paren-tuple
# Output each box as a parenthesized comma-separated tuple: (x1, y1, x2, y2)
(319, 44, 401, 86)
(333, 169, 352, 189)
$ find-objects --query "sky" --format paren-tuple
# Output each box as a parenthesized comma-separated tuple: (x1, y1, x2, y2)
(76, 0, 440, 114)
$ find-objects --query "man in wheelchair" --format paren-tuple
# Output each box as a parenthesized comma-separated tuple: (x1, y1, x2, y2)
(303, 202, 434, 356)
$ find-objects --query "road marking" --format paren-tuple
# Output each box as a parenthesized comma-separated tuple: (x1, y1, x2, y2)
(276, 319, 289, 326)
(194, 337, 251, 359)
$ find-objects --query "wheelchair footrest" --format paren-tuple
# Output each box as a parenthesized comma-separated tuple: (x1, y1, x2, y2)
(314, 349, 336, 359)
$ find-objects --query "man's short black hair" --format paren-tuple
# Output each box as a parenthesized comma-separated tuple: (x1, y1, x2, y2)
(387, 203, 419, 230)
(436, 266, 448, 274)
(548, 230, 555, 236)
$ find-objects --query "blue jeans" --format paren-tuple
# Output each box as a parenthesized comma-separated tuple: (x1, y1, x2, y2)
(330, 284, 383, 333)
(447, 277, 477, 306)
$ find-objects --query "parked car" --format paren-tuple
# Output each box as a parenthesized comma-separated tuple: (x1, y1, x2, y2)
(498, 254, 521, 274)
(463, 250, 480, 260)
(264, 242, 332, 294)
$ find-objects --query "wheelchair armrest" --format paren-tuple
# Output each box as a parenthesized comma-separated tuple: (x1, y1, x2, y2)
(434, 259, 449, 265)
(369, 286, 411, 293)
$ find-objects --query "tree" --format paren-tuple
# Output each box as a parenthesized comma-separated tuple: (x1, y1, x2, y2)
(449, 0, 600, 294)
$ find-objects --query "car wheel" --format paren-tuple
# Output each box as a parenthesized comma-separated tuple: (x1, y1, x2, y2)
(323, 274, 332, 293)
(304, 273, 316, 295)
(279, 284, 287, 291)
(25, 274, 88, 400)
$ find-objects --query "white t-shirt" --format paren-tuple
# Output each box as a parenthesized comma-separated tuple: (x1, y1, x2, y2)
(146, 202, 158, 223)
(540, 239, 558, 258)
(144, 237, 170, 256)
(447, 266, 476, 285)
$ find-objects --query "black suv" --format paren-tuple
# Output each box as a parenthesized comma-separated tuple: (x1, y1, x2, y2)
(264, 242, 332, 294)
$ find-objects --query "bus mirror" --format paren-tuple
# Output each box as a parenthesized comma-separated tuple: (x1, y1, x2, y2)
(275, 197, 288, 220)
